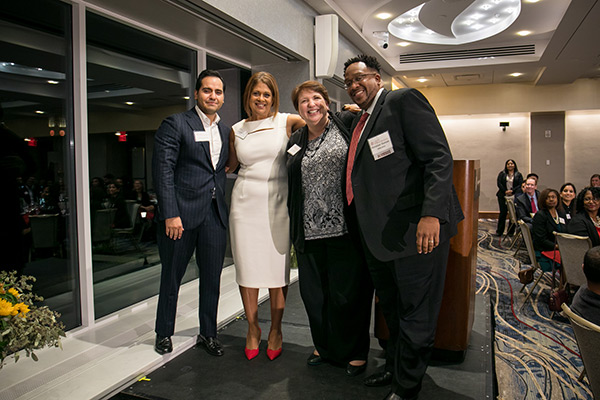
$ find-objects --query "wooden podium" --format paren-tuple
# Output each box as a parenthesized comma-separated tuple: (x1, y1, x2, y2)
(433, 159, 480, 361)
(373, 160, 480, 362)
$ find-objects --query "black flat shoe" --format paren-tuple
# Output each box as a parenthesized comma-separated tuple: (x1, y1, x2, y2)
(307, 353, 323, 366)
(364, 371, 393, 387)
(198, 335, 224, 356)
(346, 362, 367, 377)
(154, 335, 172, 355)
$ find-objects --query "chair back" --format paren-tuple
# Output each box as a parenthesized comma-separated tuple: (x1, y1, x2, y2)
(562, 303, 600, 398)
(506, 196, 518, 225)
(29, 214, 60, 249)
(92, 208, 116, 242)
(518, 220, 541, 270)
(554, 232, 592, 288)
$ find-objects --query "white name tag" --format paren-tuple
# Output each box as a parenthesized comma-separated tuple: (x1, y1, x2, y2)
(235, 129, 248, 140)
(559, 217, 566, 224)
(367, 131, 394, 161)
(194, 130, 210, 142)
(567, 214, 571, 220)
(287, 144, 301, 156)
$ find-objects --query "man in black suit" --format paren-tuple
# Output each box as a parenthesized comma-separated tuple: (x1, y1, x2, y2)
(515, 177, 540, 225)
(152, 70, 230, 356)
(343, 55, 463, 400)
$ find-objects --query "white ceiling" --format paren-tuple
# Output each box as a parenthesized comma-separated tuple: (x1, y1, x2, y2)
(305, 0, 600, 88)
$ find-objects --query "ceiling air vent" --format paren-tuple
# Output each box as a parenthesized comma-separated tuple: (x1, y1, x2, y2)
(399, 44, 535, 64)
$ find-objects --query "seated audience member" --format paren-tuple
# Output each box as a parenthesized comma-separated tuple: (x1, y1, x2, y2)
(90, 176, 105, 215)
(590, 174, 600, 188)
(105, 182, 130, 228)
(559, 183, 576, 223)
(571, 245, 600, 326)
(129, 180, 154, 211)
(515, 177, 540, 225)
(526, 172, 539, 183)
(38, 185, 59, 214)
(568, 186, 600, 247)
(532, 188, 566, 272)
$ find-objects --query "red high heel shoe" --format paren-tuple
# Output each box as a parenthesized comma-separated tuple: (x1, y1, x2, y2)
(266, 347, 282, 361)
(244, 328, 261, 360)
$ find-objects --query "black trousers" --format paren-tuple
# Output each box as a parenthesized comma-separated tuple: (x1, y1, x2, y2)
(155, 202, 226, 338)
(496, 194, 508, 235)
(297, 234, 373, 364)
(365, 239, 450, 399)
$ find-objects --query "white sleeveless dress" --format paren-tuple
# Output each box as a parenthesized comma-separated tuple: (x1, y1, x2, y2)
(230, 113, 291, 288)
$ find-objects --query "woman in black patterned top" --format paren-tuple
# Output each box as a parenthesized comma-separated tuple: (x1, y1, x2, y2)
(286, 81, 373, 377)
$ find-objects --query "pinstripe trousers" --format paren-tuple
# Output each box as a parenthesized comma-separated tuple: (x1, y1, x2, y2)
(155, 201, 226, 338)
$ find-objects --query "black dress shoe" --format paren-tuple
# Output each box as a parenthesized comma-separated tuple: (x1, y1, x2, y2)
(345, 361, 367, 377)
(306, 353, 323, 366)
(198, 335, 224, 356)
(154, 335, 172, 355)
(364, 371, 393, 387)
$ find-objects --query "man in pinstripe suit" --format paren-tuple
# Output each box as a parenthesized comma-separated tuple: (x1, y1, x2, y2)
(152, 70, 230, 356)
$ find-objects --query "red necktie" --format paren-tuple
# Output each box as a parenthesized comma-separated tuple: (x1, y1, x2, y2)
(346, 112, 369, 205)
(530, 196, 537, 213)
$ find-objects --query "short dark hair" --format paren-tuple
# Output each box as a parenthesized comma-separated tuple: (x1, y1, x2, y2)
(590, 174, 600, 185)
(291, 80, 330, 111)
(526, 173, 539, 181)
(576, 186, 600, 214)
(583, 246, 600, 284)
(538, 188, 559, 211)
(195, 69, 226, 92)
(344, 54, 381, 74)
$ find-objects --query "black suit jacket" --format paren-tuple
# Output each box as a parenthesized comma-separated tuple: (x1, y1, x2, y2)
(532, 209, 566, 251)
(348, 88, 463, 261)
(496, 170, 523, 197)
(568, 212, 600, 247)
(515, 190, 540, 224)
(152, 108, 230, 230)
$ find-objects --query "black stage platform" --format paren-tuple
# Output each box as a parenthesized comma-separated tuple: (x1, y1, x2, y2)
(112, 282, 494, 400)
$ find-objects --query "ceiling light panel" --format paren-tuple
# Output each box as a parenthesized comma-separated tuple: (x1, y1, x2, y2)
(388, 0, 521, 45)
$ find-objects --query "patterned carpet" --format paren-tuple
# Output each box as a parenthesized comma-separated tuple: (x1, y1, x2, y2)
(476, 220, 593, 400)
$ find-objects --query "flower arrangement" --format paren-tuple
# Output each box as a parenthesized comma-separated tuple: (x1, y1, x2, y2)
(0, 271, 65, 368)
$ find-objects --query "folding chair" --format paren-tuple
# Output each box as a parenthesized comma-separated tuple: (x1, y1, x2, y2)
(505, 196, 523, 254)
(517, 220, 546, 310)
(562, 303, 600, 398)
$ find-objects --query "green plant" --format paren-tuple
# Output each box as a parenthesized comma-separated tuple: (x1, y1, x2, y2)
(0, 271, 65, 368)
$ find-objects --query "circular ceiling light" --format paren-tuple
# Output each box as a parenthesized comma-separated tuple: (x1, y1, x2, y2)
(388, 0, 521, 45)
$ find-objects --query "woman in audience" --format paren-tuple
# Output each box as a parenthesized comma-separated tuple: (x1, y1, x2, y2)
(568, 186, 600, 246)
(227, 71, 305, 361)
(286, 81, 372, 376)
(129, 179, 155, 215)
(532, 188, 566, 271)
(559, 182, 576, 223)
(495, 159, 523, 236)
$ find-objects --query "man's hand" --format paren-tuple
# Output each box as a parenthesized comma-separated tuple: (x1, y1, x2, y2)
(416, 216, 440, 254)
(165, 217, 184, 240)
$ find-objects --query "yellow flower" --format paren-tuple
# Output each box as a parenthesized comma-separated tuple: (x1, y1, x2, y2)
(8, 287, 19, 298)
(14, 302, 30, 316)
(0, 298, 15, 316)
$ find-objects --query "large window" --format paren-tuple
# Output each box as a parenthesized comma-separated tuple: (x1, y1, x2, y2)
(0, 1, 80, 329)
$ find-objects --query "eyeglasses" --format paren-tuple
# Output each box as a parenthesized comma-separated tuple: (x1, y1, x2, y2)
(584, 197, 600, 203)
(344, 73, 377, 89)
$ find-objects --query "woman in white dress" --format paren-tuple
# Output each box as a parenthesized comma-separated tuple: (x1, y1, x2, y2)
(227, 72, 304, 360)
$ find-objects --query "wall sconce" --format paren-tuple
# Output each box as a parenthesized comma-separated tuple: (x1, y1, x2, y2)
(499, 121, 509, 132)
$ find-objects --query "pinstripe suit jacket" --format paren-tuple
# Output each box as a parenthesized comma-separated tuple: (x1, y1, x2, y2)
(152, 108, 230, 230)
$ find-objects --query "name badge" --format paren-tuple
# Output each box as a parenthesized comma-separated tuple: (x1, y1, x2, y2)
(194, 130, 210, 142)
(368, 131, 394, 161)
(235, 129, 248, 140)
(566, 214, 571, 220)
(559, 217, 566, 224)
(287, 144, 301, 156)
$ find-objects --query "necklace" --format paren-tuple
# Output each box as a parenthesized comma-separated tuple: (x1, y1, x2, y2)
(590, 214, 600, 228)
(550, 209, 560, 224)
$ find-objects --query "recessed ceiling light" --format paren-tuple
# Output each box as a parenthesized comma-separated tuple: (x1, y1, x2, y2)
(417, 78, 428, 83)
(376, 13, 393, 20)
(183, 96, 190, 100)
(509, 72, 523, 77)
(524, 0, 540, 3)
(517, 30, 531, 36)
(125, 101, 134, 105)
(397, 42, 411, 47)
(47, 80, 59, 84)
(35, 110, 45, 114)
